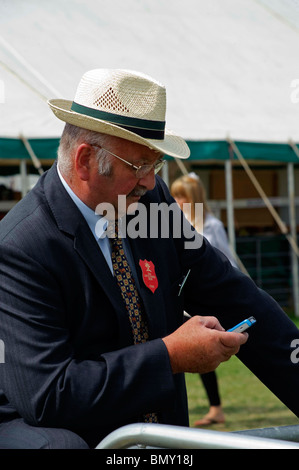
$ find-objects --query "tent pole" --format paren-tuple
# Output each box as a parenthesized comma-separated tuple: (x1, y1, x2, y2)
(225, 157, 236, 254)
(288, 140, 299, 316)
(174, 157, 188, 176)
(20, 134, 44, 176)
(224, 156, 251, 275)
(20, 160, 28, 198)
(287, 162, 299, 316)
(161, 161, 169, 187)
(227, 138, 299, 258)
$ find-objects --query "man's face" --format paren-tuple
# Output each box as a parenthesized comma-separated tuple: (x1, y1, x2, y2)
(86, 137, 162, 217)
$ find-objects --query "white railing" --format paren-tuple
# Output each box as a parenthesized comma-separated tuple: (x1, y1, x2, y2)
(96, 423, 299, 449)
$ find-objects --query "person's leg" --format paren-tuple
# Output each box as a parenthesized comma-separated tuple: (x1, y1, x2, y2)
(200, 370, 221, 406)
(194, 371, 225, 426)
(0, 418, 89, 449)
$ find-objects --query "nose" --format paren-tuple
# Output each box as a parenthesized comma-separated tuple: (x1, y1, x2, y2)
(138, 168, 156, 191)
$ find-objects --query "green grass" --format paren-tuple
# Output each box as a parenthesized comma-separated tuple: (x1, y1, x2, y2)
(186, 315, 299, 432)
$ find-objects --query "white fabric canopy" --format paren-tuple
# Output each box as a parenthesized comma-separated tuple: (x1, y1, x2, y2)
(1, 0, 299, 143)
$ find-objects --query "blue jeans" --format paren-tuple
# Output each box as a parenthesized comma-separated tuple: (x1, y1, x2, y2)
(0, 418, 89, 449)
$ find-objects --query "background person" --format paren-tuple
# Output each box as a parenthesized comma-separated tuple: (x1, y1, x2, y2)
(171, 173, 238, 426)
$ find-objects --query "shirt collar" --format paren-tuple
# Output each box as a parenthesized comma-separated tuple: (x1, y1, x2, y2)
(57, 164, 108, 240)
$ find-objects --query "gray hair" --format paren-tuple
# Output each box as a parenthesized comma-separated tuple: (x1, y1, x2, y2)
(57, 123, 114, 177)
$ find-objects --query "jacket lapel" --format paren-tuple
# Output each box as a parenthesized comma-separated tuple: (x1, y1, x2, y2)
(73, 225, 134, 344)
(44, 164, 168, 342)
(128, 232, 167, 339)
(43, 164, 134, 344)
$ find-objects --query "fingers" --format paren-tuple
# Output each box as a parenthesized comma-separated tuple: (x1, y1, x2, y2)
(220, 331, 248, 360)
(198, 315, 226, 332)
(221, 331, 248, 347)
(162, 315, 249, 374)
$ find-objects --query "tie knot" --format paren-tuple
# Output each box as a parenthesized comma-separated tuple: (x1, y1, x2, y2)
(107, 220, 119, 239)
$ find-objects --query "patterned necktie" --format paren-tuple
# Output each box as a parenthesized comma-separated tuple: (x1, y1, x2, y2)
(108, 221, 158, 423)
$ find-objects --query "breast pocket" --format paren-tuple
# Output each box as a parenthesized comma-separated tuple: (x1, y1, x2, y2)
(167, 272, 191, 330)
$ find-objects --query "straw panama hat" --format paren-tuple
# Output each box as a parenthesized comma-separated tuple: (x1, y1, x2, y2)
(48, 69, 190, 159)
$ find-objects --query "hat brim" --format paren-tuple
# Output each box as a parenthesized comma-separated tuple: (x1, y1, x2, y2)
(48, 99, 190, 159)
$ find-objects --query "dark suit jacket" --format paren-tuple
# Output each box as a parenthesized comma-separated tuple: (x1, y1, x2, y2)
(0, 163, 299, 446)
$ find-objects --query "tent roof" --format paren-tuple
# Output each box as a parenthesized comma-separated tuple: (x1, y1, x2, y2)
(1, 0, 299, 161)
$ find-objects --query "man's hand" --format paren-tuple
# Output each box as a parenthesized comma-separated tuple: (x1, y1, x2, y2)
(162, 315, 248, 374)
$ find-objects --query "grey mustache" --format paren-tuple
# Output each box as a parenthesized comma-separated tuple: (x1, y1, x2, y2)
(129, 187, 147, 197)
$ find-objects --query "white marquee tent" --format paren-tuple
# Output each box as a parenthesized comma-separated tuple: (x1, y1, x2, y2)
(1, 0, 299, 311)
(1, 0, 299, 146)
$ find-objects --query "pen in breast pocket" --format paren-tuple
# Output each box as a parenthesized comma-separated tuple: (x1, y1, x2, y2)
(178, 269, 191, 296)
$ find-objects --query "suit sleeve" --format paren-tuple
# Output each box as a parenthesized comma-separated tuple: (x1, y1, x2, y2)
(0, 242, 175, 431)
(156, 177, 299, 419)
(182, 227, 299, 419)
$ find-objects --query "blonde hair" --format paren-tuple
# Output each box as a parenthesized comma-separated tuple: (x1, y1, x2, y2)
(170, 174, 210, 227)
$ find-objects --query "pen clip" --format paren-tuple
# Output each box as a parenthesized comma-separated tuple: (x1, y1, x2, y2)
(178, 269, 191, 296)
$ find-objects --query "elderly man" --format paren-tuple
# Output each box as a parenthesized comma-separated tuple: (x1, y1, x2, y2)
(0, 69, 298, 449)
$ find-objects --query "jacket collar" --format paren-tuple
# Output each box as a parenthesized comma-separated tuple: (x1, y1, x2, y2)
(43, 163, 167, 340)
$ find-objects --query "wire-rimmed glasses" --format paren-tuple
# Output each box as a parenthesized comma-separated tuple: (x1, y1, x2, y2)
(91, 144, 165, 179)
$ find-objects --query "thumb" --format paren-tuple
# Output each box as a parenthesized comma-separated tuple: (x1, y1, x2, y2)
(220, 331, 249, 349)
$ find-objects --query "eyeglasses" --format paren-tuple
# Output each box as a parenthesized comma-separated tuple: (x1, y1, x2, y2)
(91, 144, 165, 179)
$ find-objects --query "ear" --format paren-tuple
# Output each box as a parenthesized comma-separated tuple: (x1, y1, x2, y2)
(74, 144, 94, 181)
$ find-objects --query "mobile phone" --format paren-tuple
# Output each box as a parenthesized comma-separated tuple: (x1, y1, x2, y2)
(227, 316, 256, 333)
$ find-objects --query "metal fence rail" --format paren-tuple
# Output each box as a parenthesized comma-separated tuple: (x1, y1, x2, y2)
(96, 423, 299, 449)
(234, 424, 299, 442)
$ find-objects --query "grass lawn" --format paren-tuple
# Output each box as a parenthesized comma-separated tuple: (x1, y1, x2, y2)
(186, 315, 299, 433)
